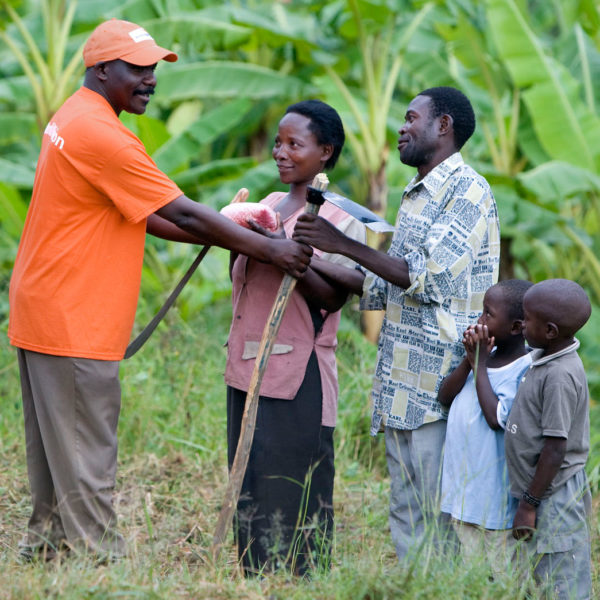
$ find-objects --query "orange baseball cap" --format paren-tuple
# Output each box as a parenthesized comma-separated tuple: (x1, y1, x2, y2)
(83, 19, 178, 67)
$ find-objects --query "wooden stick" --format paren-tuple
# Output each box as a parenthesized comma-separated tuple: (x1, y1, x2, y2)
(211, 174, 329, 560)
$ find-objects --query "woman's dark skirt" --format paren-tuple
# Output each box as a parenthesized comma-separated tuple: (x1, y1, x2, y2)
(226, 351, 335, 575)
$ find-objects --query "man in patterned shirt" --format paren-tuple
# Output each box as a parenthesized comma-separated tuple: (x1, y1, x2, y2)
(294, 87, 500, 559)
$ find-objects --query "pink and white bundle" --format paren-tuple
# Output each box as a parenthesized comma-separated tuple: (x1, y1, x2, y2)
(220, 202, 278, 232)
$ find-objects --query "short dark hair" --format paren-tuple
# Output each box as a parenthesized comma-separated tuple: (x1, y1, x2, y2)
(495, 279, 534, 321)
(527, 279, 592, 337)
(285, 100, 345, 169)
(418, 87, 475, 150)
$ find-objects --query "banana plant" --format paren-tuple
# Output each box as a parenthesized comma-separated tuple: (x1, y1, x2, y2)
(435, 0, 600, 300)
(515, 161, 600, 302)
(482, 0, 600, 303)
(0, 0, 89, 190)
(311, 0, 437, 216)
(486, 0, 600, 172)
(0, 0, 85, 131)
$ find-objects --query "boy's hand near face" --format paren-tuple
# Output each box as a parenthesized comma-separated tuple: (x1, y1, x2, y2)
(461, 323, 502, 430)
(463, 324, 495, 370)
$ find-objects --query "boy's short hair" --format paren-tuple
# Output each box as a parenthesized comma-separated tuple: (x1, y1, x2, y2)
(495, 279, 533, 321)
(526, 279, 592, 336)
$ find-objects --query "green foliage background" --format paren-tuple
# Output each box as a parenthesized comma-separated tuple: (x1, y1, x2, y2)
(0, 0, 599, 597)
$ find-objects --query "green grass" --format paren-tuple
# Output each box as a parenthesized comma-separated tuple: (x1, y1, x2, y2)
(0, 299, 598, 599)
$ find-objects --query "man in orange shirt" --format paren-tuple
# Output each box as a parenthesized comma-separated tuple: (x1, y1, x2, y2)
(8, 19, 311, 561)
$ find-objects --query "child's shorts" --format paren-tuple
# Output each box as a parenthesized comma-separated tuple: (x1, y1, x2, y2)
(516, 468, 591, 600)
(452, 519, 516, 580)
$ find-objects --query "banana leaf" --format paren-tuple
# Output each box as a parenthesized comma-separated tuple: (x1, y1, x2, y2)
(171, 156, 256, 189)
(486, 0, 600, 171)
(120, 113, 170, 156)
(144, 16, 252, 52)
(0, 75, 35, 108)
(153, 98, 254, 175)
(518, 161, 600, 203)
(153, 61, 308, 103)
(0, 182, 27, 238)
(0, 157, 35, 187)
(0, 113, 37, 144)
(224, 4, 318, 47)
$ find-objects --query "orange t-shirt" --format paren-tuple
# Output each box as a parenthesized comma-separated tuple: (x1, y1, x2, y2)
(8, 87, 183, 360)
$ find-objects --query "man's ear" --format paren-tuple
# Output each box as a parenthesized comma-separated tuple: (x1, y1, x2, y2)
(93, 62, 108, 81)
(546, 321, 559, 339)
(439, 113, 453, 136)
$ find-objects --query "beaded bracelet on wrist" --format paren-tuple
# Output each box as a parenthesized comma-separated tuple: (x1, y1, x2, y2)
(522, 490, 541, 508)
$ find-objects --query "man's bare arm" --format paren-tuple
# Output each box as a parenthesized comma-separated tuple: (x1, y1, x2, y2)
(147, 213, 205, 243)
(241, 218, 363, 313)
(156, 195, 311, 279)
(293, 213, 410, 288)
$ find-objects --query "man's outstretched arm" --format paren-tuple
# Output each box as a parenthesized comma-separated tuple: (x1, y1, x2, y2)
(293, 213, 410, 288)
(146, 212, 203, 243)
(153, 195, 312, 279)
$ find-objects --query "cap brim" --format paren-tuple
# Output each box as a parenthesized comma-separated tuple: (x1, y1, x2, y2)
(120, 45, 178, 66)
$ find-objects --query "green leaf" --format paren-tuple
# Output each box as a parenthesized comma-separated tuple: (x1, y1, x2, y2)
(0, 74, 35, 107)
(153, 98, 254, 175)
(516, 115, 551, 166)
(171, 157, 257, 188)
(0, 157, 35, 187)
(0, 112, 36, 143)
(143, 16, 252, 52)
(486, 0, 547, 86)
(518, 161, 600, 201)
(571, 24, 600, 114)
(192, 160, 282, 210)
(120, 113, 170, 156)
(353, 0, 397, 26)
(215, 160, 280, 205)
(225, 4, 317, 49)
(153, 62, 308, 103)
(486, 0, 600, 171)
(521, 66, 600, 169)
(488, 183, 522, 228)
(71, 0, 130, 23)
(165, 100, 203, 137)
(0, 181, 27, 238)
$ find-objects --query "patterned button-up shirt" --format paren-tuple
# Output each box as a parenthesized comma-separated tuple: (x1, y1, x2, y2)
(361, 153, 500, 433)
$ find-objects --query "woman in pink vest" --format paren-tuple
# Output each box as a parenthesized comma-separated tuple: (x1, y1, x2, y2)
(225, 100, 366, 575)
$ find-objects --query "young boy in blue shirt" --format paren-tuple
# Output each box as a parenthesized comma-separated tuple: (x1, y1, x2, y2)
(505, 279, 592, 600)
(439, 279, 533, 576)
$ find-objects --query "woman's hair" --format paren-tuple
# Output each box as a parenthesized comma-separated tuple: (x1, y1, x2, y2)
(285, 99, 345, 169)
